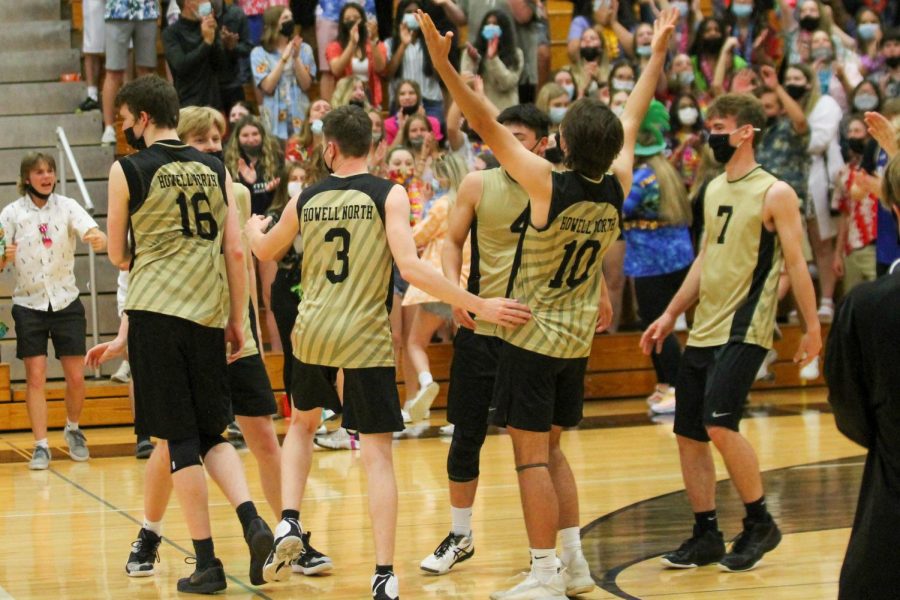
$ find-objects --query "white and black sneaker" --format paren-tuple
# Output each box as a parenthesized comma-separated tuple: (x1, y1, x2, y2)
(291, 531, 333, 575)
(263, 518, 303, 582)
(125, 527, 162, 577)
(420, 532, 474, 575)
(371, 571, 399, 599)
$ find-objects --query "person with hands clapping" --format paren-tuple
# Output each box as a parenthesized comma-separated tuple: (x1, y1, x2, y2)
(460, 10, 523, 111)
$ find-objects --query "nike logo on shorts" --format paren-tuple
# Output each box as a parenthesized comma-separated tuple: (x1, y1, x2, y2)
(711, 411, 731, 418)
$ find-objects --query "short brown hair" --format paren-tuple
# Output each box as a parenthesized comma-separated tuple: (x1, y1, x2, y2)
(560, 98, 623, 178)
(883, 154, 900, 212)
(706, 93, 766, 147)
(18, 152, 56, 196)
(323, 105, 372, 158)
(115, 74, 180, 129)
(261, 5, 290, 52)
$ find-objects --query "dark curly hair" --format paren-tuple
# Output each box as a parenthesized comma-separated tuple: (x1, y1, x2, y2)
(472, 10, 520, 75)
(560, 98, 623, 179)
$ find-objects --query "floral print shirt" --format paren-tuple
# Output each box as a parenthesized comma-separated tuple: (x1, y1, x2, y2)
(105, 0, 159, 21)
(251, 43, 317, 141)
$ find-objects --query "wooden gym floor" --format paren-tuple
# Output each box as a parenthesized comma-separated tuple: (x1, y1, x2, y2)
(0, 387, 861, 599)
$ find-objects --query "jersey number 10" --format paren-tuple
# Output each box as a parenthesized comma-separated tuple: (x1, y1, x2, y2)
(549, 240, 601, 289)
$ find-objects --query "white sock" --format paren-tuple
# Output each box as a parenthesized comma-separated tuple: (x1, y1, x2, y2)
(87, 85, 98, 100)
(530, 548, 558, 583)
(104, 124, 115, 134)
(418, 371, 434, 388)
(34, 438, 49, 449)
(65, 420, 78, 431)
(450, 506, 472, 537)
(143, 518, 162, 536)
(559, 526, 582, 565)
(820, 297, 833, 308)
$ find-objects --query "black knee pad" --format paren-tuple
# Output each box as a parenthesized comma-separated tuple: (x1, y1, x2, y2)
(447, 425, 488, 483)
(199, 434, 228, 458)
(168, 437, 202, 473)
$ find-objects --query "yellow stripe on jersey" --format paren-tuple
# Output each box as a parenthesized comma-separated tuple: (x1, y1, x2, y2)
(125, 149, 228, 328)
(291, 175, 394, 368)
(472, 168, 530, 337)
(501, 171, 622, 359)
(689, 167, 783, 349)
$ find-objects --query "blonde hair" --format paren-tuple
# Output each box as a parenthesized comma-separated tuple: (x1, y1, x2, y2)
(17, 152, 56, 196)
(261, 5, 290, 53)
(177, 106, 226, 141)
(332, 76, 369, 109)
(787, 63, 821, 117)
(224, 115, 282, 181)
(536, 83, 568, 114)
(433, 154, 467, 198)
(647, 154, 691, 225)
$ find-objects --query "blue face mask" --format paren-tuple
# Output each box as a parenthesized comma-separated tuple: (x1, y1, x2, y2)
(402, 13, 419, 31)
(731, 3, 753, 18)
(857, 23, 879, 41)
(672, 1, 689, 17)
(636, 45, 652, 57)
(481, 24, 502, 41)
(549, 106, 567, 124)
(197, 1, 212, 17)
(311, 119, 324, 135)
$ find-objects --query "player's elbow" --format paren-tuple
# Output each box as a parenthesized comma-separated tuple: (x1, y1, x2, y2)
(227, 240, 245, 265)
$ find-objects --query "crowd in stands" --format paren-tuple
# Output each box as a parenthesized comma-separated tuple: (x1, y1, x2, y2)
(72, 0, 899, 421)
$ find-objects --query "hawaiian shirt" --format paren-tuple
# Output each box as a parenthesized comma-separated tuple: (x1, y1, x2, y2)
(239, 0, 269, 17)
(251, 43, 317, 141)
(757, 117, 810, 213)
(316, 0, 377, 22)
(837, 165, 879, 254)
(105, 0, 159, 21)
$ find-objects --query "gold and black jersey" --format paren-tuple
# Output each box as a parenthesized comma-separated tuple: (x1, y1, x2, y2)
(501, 171, 624, 359)
(119, 140, 228, 328)
(469, 168, 530, 337)
(292, 173, 395, 368)
(690, 167, 783, 349)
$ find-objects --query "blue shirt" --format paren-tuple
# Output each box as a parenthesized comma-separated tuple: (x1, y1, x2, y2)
(876, 150, 900, 266)
(622, 165, 694, 278)
(251, 43, 317, 141)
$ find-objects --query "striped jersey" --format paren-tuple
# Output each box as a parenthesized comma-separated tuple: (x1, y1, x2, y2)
(689, 167, 783, 349)
(469, 168, 530, 337)
(119, 140, 228, 328)
(501, 171, 623, 359)
(292, 173, 395, 368)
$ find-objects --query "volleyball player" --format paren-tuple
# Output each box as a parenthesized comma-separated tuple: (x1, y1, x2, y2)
(104, 76, 272, 594)
(245, 104, 530, 599)
(418, 8, 676, 598)
(641, 94, 821, 572)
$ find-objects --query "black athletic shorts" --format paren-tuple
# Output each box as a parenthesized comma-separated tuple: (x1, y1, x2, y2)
(674, 342, 768, 442)
(490, 341, 588, 432)
(12, 299, 87, 359)
(127, 311, 230, 440)
(447, 327, 501, 430)
(228, 353, 277, 417)
(291, 358, 404, 434)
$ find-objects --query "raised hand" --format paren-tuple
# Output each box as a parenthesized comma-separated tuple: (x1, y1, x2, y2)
(399, 22, 413, 46)
(651, 7, 679, 55)
(281, 38, 294, 62)
(350, 21, 360, 46)
(759, 64, 779, 89)
(292, 36, 303, 58)
(416, 10, 454, 67)
(864, 111, 898, 157)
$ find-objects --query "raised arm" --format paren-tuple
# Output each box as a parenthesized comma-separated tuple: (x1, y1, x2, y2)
(760, 65, 808, 135)
(612, 8, 677, 193)
(417, 11, 552, 220)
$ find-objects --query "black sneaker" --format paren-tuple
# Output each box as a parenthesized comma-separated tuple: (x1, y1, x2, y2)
(262, 517, 303, 583)
(125, 527, 162, 577)
(291, 531, 333, 575)
(76, 97, 100, 113)
(245, 517, 274, 585)
(660, 525, 725, 568)
(135, 437, 154, 459)
(371, 571, 399, 600)
(177, 558, 227, 594)
(718, 517, 782, 572)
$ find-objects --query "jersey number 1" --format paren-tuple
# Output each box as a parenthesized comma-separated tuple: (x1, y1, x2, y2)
(549, 240, 601, 289)
(176, 192, 218, 241)
(325, 227, 350, 283)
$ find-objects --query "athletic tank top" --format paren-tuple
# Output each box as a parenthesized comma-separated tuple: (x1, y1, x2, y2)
(470, 168, 530, 337)
(120, 140, 228, 328)
(292, 173, 395, 368)
(219, 182, 258, 358)
(501, 170, 624, 359)
(689, 166, 783, 349)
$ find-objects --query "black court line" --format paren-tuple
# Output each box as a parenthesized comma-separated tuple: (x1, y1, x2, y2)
(46, 466, 273, 600)
(581, 455, 864, 599)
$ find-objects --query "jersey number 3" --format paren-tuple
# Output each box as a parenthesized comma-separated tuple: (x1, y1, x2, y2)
(549, 240, 601, 289)
(176, 192, 218, 241)
(325, 227, 350, 283)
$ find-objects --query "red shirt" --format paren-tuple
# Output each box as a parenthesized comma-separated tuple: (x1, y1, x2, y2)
(325, 40, 386, 107)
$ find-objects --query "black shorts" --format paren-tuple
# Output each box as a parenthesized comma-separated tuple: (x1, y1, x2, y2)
(127, 311, 230, 440)
(674, 342, 768, 442)
(228, 353, 277, 417)
(291, 358, 404, 434)
(447, 327, 501, 431)
(490, 342, 587, 433)
(12, 299, 87, 359)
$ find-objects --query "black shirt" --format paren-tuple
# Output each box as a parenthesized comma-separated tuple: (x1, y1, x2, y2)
(162, 17, 227, 109)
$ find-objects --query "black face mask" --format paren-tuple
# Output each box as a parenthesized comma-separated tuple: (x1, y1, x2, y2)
(241, 143, 263, 159)
(544, 145, 564, 164)
(847, 137, 866, 155)
(124, 125, 146, 151)
(280, 20, 295, 38)
(342, 19, 363, 37)
(784, 84, 808, 101)
(401, 103, 419, 116)
(324, 144, 335, 175)
(349, 98, 366, 108)
(702, 36, 724, 54)
(27, 184, 53, 200)
(799, 16, 820, 32)
(766, 115, 778, 128)
(887, 56, 900, 69)
(208, 150, 225, 163)
(580, 46, 601, 62)
(707, 132, 738, 164)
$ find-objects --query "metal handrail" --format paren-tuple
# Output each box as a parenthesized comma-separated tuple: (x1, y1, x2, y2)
(56, 127, 100, 378)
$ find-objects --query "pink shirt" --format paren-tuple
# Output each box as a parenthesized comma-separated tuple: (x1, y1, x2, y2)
(384, 114, 443, 146)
